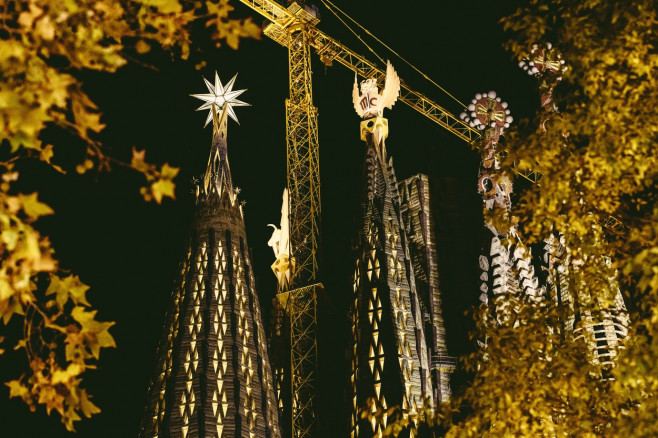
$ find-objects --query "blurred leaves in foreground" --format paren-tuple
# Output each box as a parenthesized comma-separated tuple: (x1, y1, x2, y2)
(373, 0, 658, 436)
(0, 0, 259, 430)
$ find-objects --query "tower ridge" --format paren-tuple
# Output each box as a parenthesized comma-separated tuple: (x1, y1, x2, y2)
(201, 105, 234, 202)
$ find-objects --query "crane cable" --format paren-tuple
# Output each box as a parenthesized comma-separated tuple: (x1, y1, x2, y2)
(320, 0, 386, 66)
(320, 0, 468, 109)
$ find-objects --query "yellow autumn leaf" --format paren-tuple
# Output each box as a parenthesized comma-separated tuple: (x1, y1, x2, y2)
(39, 144, 66, 174)
(158, 0, 184, 13)
(45, 275, 91, 308)
(135, 40, 151, 54)
(67, 279, 91, 307)
(62, 405, 82, 432)
(205, 0, 233, 17)
(151, 178, 176, 204)
(38, 384, 65, 415)
(51, 363, 83, 385)
(70, 306, 98, 326)
(160, 162, 179, 179)
(71, 306, 116, 359)
(71, 92, 105, 139)
(35, 16, 56, 41)
(17, 3, 43, 28)
(64, 327, 84, 362)
(2, 229, 19, 251)
(1, 296, 24, 324)
(40, 144, 54, 163)
(131, 147, 148, 173)
(79, 389, 101, 418)
(6, 379, 28, 399)
(242, 18, 261, 39)
(18, 193, 54, 220)
(0, 278, 13, 302)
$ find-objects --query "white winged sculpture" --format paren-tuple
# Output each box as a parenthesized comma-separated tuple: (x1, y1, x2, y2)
(352, 60, 401, 119)
(267, 188, 291, 292)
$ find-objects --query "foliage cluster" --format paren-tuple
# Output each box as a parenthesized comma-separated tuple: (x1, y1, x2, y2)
(0, 0, 258, 429)
(372, 0, 658, 436)
(497, 1, 658, 434)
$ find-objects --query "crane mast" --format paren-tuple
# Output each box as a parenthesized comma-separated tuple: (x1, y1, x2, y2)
(283, 13, 322, 438)
(247, 2, 323, 438)
(285, 13, 322, 289)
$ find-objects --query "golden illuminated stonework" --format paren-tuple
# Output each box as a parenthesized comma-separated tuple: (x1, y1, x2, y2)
(138, 73, 279, 438)
(349, 98, 441, 437)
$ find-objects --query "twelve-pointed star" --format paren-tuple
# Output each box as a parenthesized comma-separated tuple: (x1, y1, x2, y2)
(191, 71, 249, 126)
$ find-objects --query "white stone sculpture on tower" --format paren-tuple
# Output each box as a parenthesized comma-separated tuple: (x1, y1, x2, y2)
(352, 60, 400, 119)
(268, 188, 292, 292)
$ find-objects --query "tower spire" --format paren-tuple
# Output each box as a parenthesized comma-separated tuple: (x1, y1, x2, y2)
(460, 92, 541, 328)
(190, 70, 249, 200)
(202, 103, 233, 198)
(139, 72, 279, 438)
(349, 62, 434, 436)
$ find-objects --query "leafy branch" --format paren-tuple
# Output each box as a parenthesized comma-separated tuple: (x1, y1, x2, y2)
(0, 0, 260, 429)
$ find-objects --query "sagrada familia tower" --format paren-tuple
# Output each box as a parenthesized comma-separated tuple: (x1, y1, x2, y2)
(138, 52, 629, 438)
(461, 43, 628, 362)
(138, 72, 280, 438)
(347, 62, 454, 437)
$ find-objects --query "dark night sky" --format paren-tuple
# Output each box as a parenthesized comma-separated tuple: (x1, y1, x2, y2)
(1, 1, 538, 436)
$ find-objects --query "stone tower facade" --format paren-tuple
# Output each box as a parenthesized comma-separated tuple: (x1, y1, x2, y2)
(520, 43, 629, 365)
(348, 115, 433, 437)
(399, 174, 455, 405)
(138, 106, 280, 438)
(461, 92, 542, 325)
(541, 234, 629, 365)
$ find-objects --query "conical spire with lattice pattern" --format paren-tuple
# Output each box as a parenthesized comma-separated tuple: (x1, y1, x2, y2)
(139, 105, 280, 438)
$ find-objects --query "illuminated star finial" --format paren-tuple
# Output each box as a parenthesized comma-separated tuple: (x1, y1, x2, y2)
(191, 71, 249, 126)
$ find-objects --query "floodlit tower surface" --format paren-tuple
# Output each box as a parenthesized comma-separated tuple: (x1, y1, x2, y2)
(460, 93, 542, 323)
(349, 64, 433, 437)
(521, 44, 629, 364)
(138, 74, 280, 438)
(399, 174, 456, 405)
(541, 235, 629, 364)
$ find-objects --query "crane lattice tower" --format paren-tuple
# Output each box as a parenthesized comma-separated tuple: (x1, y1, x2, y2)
(266, 3, 323, 438)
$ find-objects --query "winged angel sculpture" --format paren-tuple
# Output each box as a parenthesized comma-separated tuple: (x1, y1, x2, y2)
(352, 60, 401, 119)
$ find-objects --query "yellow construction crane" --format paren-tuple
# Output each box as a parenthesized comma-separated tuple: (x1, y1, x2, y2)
(239, 1, 483, 143)
(237, 2, 545, 170)
(235, 1, 626, 437)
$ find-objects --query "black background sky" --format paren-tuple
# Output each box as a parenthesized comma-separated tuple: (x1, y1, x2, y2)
(1, 0, 539, 436)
